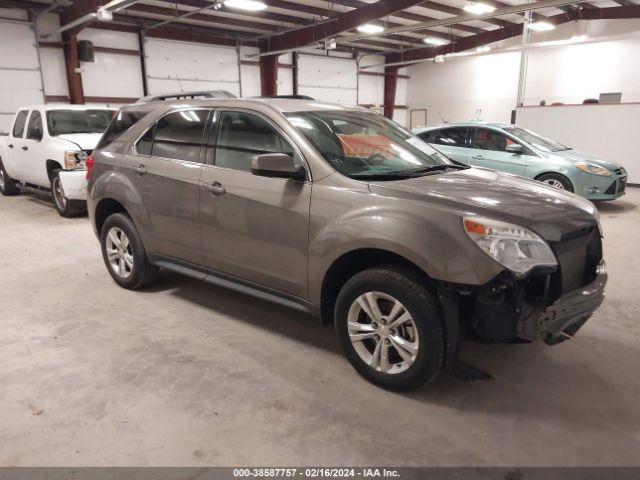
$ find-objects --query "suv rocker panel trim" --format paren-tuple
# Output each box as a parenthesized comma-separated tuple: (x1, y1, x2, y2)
(152, 254, 320, 318)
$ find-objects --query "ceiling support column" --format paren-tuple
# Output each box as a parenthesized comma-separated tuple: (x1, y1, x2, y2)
(259, 53, 278, 96)
(62, 32, 85, 104)
(383, 66, 399, 120)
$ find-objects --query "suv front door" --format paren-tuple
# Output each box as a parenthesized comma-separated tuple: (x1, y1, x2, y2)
(128, 108, 209, 265)
(469, 127, 527, 176)
(199, 109, 311, 299)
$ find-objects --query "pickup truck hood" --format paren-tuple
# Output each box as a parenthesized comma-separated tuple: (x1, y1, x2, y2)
(56, 133, 103, 151)
(551, 149, 620, 171)
(369, 167, 598, 242)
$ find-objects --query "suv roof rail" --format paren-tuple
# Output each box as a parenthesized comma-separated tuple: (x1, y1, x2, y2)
(136, 90, 237, 103)
(257, 95, 316, 100)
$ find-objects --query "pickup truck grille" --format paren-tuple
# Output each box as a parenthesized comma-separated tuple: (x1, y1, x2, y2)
(549, 225, 602, 296)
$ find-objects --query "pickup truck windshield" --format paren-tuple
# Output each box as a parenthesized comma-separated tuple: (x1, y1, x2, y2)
(286, 111, 456, 179)
(46, 110, 115, 136)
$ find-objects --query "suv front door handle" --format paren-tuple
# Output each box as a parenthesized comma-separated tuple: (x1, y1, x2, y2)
(132, 164, 147, 175)
(8, 144, 13, 149)
(203, 182, 225, 196)
(22, 146, 28, 151)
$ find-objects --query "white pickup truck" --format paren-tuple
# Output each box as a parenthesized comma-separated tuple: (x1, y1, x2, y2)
(0, 105, 114, 217)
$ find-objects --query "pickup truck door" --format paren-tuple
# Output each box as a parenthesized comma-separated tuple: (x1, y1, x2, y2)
(23, 109, 48, 186)
(3, 109, 29, 179)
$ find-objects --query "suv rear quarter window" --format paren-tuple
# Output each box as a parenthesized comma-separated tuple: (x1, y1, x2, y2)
(97, 110, 147, 149)
(12, 110, 29, 138)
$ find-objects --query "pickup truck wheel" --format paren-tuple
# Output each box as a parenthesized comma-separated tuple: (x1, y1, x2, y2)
(335, 267, 445, 390)
(0, 157, 19, 196)
(51, 169, 85, 217)
(100, 213, 159, 290)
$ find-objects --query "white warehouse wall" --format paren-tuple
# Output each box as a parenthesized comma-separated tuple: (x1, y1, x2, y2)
(406, 20, 640, 126)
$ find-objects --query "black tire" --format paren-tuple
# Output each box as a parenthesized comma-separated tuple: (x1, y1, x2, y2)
(335, 266, 445, 390)
(51, 169, 86, 217)
(100, 212, 159, 290)
(537, 172, 574, 192)
(0, 157, 19, 196)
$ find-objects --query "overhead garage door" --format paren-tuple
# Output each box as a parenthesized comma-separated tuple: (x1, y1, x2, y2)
(144, 38, 240, 97)
(298, 54, 358, 106)
(0, 18, 44, 133)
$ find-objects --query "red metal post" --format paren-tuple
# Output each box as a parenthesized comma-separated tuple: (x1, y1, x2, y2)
(383, 66, 398, 120)
(62, 32, 85, 104)
(259, 54, 278, 96)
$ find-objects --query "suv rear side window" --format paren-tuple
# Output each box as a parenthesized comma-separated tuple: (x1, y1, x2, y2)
(97, 110, 147, 149)
(136, 110, 209, 163)
(424, 127, 468, 147)
(12, 110, 29, 138)
(472, 128, 518, 152)
(214, 111, 294, 173)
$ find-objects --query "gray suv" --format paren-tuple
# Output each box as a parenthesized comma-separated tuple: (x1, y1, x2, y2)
(87, 99, 607, 390)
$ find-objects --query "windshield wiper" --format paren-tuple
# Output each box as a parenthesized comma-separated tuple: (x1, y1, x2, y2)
(350, 164, 468, 181)
(405, 164, 470, 174)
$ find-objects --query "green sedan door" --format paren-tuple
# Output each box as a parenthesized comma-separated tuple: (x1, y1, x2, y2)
(468, 127, 528, 176)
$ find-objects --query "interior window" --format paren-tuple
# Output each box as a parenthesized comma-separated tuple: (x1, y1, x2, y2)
(214, 111, 294, 172)
(26, 111, 43, 140)
(12, 110, 29, 138)
(427, 127, 468, 147)
(150, 110, 209, 162)
(473, 128, 518, 152)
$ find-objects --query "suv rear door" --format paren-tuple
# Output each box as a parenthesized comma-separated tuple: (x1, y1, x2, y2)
(128, 108, 209, 264)
(199, 109, 311, 299)
(416, 127, 471, 164)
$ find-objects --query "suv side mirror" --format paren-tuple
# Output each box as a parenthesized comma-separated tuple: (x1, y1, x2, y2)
(506, 143, 524, 154)
(251, 153, 305, 180)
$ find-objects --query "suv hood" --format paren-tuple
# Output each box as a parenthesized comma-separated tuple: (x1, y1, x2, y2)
(550, 149, 620, 170)
(369, 167, 598, 242)
(56, 133, 103, 150)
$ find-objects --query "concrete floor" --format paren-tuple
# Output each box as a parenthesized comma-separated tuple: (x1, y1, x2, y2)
(0, 189, 639, 467)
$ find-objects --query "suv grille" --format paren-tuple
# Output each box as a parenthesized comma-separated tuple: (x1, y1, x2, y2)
(549, 225, 602, 296)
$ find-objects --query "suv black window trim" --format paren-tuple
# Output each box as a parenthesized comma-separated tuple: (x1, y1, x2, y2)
(132, 107, 212, 164)
(205, 107, 310, 182)
(12, 110, 29, 138)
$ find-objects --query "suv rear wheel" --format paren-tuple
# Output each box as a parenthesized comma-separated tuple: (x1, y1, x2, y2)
(51, 169, 85, 217)
(335, 267, 445, 390)
(0, 157, 19, 196)
(100, 213, 159, 290)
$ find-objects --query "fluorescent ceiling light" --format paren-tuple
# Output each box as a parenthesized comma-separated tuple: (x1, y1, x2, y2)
(570, 34, 588, 41)
(528, 21, 555, 32)
(423, 37, 449, 46)
(476, 46, 491, 53)
(357, 24, 385, 34)
(463, 2, 496, 14)
(224, 0, 267, 11)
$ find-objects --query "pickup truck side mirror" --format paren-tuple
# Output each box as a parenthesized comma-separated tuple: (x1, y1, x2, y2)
(506, 143, 524, 154)
(251, 153, 306, 180)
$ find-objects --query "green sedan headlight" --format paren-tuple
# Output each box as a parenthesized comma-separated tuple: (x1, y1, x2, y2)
(575, 162, 611, 176)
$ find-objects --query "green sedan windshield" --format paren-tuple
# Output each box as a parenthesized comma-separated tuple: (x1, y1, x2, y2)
(286, 111, 458, 179)
(504, 126, 570, 152)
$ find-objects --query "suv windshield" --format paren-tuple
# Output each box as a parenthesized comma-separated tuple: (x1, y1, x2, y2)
(503, 126, 570, 152)
(47, 110, 115, 136)
(286, 111, 458, 179)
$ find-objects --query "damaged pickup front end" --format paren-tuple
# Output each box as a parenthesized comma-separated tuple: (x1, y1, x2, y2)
(450, 217, 607, 346)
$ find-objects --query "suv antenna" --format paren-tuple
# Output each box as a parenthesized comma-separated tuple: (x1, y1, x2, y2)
(175, 75, 184, 93)
(439, 112, 447, 123)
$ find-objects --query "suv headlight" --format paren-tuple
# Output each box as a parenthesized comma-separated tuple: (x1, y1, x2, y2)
(463, 217, 557, 275)
(64, 150, 88, 170)
(575, 162, 611, 176)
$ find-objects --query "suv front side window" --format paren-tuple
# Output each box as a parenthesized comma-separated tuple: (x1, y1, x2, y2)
(135, 110, 209, 162)
(214, 111, 295, 173)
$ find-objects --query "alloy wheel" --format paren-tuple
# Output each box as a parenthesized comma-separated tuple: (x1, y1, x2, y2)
(52, 176, 67, 210)
(542, 178, 566, 190)
(347, 291, 419, 374)
(105, 227, 134, 279)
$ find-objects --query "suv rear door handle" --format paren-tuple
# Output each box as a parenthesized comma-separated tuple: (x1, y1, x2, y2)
(203, 182, 225, 196)
(8, 144, 13, 149)
(132, 164, 147, 175)
(22, 146, 28, 151)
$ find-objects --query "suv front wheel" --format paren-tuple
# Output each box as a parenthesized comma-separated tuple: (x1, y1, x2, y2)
(335, 267, 445, 390)
(100, 213, 159, 290)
